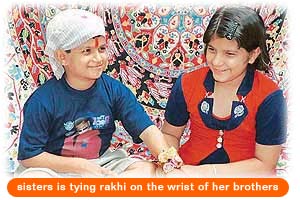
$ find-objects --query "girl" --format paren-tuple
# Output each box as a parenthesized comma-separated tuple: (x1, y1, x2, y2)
(162, 6, 287, 177)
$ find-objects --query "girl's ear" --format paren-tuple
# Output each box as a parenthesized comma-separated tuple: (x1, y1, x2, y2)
(248, 47, 261, 64)
(54, 50, 68, 66)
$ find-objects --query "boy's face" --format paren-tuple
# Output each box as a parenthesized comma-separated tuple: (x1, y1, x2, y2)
(62, 36, 108, 83)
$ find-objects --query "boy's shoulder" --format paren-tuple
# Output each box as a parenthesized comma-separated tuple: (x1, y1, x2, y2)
(100, 73, 120, 83)
(26, 77, 63, 103)
(23, 77, 60, 108)
(98, 73, 125, 88)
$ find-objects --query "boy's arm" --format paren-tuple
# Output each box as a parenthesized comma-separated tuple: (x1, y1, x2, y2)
(139, 125, 171, 157)
(19, 152, 115, 177)
(139, 125, 183, 173)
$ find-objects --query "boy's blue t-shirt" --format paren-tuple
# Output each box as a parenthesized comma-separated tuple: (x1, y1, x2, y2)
(18, 74, 153, 160)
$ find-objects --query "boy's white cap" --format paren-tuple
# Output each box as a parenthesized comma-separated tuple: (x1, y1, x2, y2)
(44, 9, 105, 79)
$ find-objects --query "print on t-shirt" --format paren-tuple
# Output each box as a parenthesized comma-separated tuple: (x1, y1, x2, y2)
(61, 117, 102, 159)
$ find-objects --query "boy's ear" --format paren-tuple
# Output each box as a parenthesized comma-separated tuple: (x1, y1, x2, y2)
(248, 47, 261, 64)
(54, 50, 68, 65)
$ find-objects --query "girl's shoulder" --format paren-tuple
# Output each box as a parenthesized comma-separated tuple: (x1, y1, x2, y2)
(254, 70, 280, 93)
(182, 66, 210, 84)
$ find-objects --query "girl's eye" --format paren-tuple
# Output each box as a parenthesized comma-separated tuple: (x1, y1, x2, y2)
(226, 52, 236, 56)
(207, 47, 215, 53)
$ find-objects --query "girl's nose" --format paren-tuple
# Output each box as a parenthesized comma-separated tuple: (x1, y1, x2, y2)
(211, 53, 224, 67)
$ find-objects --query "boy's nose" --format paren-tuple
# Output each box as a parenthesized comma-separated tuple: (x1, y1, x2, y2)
(93, 51, 103, 63)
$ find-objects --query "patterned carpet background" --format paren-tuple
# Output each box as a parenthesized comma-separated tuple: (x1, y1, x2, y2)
(3, 3, 289, 175)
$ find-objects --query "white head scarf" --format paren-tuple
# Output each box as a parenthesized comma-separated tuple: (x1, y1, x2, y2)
(44, 9, 105, 79)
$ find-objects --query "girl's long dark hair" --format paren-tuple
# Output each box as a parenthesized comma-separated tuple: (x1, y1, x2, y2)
(203, 6, 270, 72)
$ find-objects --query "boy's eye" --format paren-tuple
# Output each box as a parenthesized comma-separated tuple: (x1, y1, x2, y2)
(82, 48, 91, 54)
(98, 46, 106, 52)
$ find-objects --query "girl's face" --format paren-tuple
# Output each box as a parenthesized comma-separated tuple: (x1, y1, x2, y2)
(63, 36, 108, 87)
(206, 35, 259, 85)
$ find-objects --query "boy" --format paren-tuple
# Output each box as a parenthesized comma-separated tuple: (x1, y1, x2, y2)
(16, 9, 181, 177)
